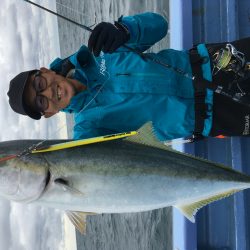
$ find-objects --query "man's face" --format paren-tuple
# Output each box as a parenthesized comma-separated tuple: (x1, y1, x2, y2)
(23, 67, 76, 118)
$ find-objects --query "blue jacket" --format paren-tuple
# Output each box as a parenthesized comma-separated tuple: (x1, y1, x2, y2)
(50, 12, 212, 141)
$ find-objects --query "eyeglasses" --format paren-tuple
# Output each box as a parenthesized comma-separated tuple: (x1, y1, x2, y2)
(32, 71, 49, 115)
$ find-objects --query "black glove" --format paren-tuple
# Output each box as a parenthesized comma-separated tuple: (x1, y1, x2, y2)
(88, 21, 130, 57)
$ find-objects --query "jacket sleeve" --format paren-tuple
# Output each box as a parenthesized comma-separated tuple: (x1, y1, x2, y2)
(120, 12, 168, 52)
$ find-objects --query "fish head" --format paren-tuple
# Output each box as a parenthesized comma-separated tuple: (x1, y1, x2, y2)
(0, 140, 50, 203)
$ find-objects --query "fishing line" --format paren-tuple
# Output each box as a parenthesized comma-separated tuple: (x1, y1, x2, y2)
(0, 155, 18, 163)
(22, 0, 195, 80)
(55, 1, 97, 28)
(45, 121, 68, 141)
(23, 0, 92, 31)
(74, 52, 111, 118)
(42, 50, 111, 139)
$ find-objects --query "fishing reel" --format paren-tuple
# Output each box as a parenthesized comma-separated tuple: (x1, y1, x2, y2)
(212, 43, 250, 106)
(212, 43, 250, 78)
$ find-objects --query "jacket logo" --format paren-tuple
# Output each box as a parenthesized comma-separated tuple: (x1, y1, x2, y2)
(243, 114, 250, 135)
(99, 52, 106, 76)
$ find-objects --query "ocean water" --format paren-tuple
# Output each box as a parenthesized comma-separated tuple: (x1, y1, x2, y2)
(55, 1, 172, 249)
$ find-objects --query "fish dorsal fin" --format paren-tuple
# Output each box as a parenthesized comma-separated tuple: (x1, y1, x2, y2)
(125, 122, 171, 151)
(174, 189, 241, 223)
(129, 123, 248, 175)
(126, 123, 235, 168)
(66, 211, 96, 234)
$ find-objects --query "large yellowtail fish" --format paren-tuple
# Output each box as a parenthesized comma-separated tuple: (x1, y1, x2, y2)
(0, 123, 249, 233)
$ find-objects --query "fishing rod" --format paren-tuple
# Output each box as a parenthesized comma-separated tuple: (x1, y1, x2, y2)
(23, 0, 194, 80)
(23, 0, 146, 57)
(23, 0, 92, 32)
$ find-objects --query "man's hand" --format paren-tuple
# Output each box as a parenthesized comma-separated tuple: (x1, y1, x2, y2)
(88, 22, 130, 57)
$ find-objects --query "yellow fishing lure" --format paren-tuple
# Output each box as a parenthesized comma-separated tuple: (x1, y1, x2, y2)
(32, 131, 138, 153)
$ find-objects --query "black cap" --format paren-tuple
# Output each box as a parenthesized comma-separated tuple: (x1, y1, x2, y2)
(7, 70, 41, 120)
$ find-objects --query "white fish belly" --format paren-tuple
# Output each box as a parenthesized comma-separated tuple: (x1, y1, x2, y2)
(37, 171, 248, 214)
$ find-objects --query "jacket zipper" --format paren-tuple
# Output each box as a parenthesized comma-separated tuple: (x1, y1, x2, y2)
(115, 73, 165, 77)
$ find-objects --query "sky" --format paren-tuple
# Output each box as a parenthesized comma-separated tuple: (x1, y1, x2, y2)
(0, 1, 74, 249)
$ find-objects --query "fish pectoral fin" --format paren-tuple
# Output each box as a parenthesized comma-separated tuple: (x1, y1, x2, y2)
(54, 178, 84, 196)
(125, 122, 172, 151)
(66, 211, 96, 235)
(174, 189, 241, 223)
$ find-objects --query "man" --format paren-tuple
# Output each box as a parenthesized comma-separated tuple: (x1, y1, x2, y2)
(7, 12, 250, 141)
